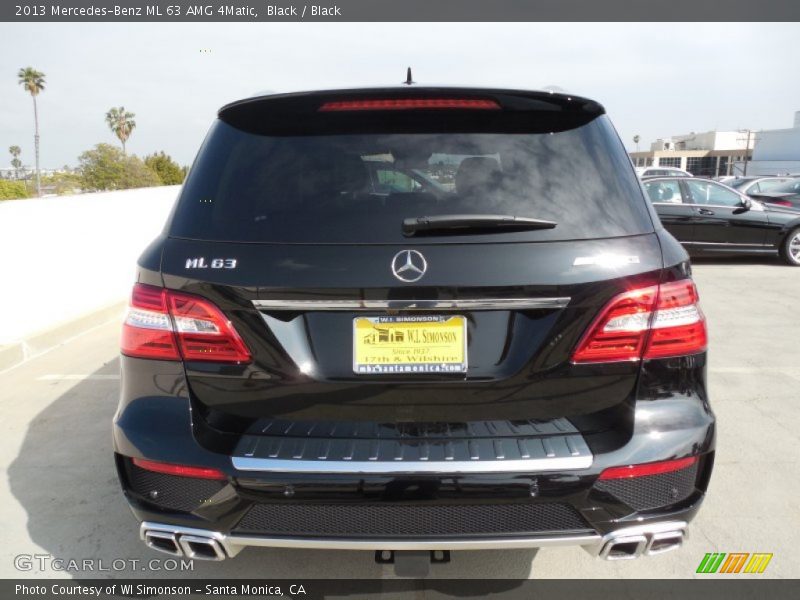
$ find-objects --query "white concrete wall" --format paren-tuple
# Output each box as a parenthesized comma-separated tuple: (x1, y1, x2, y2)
(752, 128, 800, 161)
(651, 131, 754, 152)
(734, 160, 800, 176)
(0, 186, 179, 345)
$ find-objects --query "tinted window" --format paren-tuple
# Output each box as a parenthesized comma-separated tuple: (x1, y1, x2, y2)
(170, 116, 652, 244)
(758, 178, 789, 192)
(769, 180, 800, 194)
(726, 178, 755, 190)
(686, 180, 742, 206)
(644, 180, 682, 204)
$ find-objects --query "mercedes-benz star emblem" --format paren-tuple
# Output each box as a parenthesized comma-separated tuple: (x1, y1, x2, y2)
(391, 250, 428, 283)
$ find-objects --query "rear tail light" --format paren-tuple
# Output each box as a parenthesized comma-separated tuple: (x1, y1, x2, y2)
(318, 98, 501, 112)
(646, 280, 707, 359)
(121, 284, 251, 363)
(121, 285, 180, 360)
(132, 457, 227, 480)
(771, 200, 792, 207)
(572, 280, 706, 363)
(598, 456, 698, 480)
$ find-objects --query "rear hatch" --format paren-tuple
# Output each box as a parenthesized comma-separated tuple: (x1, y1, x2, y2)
(159, 88, 661, 433)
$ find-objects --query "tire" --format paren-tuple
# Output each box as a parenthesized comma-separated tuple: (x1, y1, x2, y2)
(780, 227, 800, 266)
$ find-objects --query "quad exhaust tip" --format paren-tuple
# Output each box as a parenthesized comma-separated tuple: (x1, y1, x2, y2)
(178, 535, 226, 561)
(599, 525, 686, 560)
(143, 531, 182, 557)
(143, 529, 227, 561)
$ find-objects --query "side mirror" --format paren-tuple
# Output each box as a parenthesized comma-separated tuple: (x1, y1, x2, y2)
(733, 198, 752, 214)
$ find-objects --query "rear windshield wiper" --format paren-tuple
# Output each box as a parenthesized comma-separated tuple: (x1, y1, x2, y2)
(402, 214, 557, 237)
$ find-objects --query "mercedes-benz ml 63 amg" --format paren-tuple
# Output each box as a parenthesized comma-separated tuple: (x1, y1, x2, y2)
(113, 86, 715, 569)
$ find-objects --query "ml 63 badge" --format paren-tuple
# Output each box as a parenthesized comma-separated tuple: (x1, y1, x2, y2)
(353, 315, 467, 374)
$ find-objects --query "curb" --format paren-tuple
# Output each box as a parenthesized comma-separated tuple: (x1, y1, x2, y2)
(0, 301, 126, 372)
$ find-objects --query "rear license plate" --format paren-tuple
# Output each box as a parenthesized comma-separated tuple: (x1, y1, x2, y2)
(353, 315, 467, 374)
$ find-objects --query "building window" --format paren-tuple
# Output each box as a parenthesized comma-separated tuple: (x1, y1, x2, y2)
(718, 156, 729, 176)
(686, 156, 716, 177)
(659, 157, 681, 168)
(646, 157, 653, 166)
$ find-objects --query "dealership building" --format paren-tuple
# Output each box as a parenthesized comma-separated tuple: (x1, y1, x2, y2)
(630, 112, 800, 177)
(629, 130, 754, 178)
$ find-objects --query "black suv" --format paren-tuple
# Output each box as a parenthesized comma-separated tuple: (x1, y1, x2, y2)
(113, 86, 715, 570)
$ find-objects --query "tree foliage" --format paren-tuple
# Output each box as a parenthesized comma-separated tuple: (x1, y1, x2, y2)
(105, 107, 137, 153)
(41, 171, 82, 195)
(78, 144, 160, 192)
(9, 146, 22, 172)
(17, 67, 45, 96)
(144, 151, 185, 185)
(0, 180, 29, 200)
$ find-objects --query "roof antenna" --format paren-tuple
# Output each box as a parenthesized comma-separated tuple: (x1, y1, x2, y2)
(403, 67, 415, 85)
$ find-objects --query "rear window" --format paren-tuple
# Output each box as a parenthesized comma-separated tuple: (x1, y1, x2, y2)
(771, 180, 800, 193)
(169, 115, 653, 244)
(725, 178, 754, 189)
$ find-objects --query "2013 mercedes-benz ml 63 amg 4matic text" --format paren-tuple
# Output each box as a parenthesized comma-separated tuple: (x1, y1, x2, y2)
(113, 85, 715, 571)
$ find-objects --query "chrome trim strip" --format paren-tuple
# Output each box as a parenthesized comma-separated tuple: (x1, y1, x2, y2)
(226, 534, 601, 552)
(141, 522, 601, 552)
(252, 297, 571, 311)
(680, 241, 770, 247)
(231, 455, 592, 474)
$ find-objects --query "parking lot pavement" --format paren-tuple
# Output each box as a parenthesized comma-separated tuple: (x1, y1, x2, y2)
(1, 256, 798, 580)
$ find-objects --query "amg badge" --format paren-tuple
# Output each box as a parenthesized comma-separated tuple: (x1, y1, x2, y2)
(185, 257, 238, 269)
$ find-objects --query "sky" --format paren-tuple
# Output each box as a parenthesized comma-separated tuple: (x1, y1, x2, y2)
(1, 22, 799, 169)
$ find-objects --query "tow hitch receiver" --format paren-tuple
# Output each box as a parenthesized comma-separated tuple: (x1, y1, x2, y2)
(375, 550, 451, 577)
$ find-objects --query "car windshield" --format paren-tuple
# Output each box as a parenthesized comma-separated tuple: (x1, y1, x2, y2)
(170, 116, 653, 244)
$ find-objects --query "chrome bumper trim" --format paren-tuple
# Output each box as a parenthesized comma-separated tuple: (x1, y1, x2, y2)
(225, 534, 601, 552)
(140, 520, 689, 556)
(252, 297, 570, 311)
(140, 521, 600, 553)
(231, 455, 593, 474)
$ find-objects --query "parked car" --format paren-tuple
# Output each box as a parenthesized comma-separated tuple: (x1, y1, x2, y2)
(114, 85, 715, 573)
(636, 166, 693, 178)
(747, 178, 800, 210)
(724, 176, 794, 197)
(643, 176, 800, 265)
(365, 162, 451, 196)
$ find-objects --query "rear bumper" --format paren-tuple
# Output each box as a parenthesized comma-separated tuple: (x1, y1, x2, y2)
(114, 415, 713, 558)
(113, 356, 715, 559)
(139, 518, 691, 560)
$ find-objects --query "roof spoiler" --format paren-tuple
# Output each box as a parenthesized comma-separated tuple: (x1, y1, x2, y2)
(218, 87, 605, 136)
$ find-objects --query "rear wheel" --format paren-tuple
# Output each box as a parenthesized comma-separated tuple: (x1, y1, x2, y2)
(780, 228, 800, 266)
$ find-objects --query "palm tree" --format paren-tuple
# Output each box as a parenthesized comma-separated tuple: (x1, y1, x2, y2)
(17, 67, 45, 196)
(9, 145, 22, 179)
(105, 107, 136, 154)
(633, 135, 641, 152)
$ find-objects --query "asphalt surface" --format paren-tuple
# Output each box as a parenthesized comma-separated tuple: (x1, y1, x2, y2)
(1, 255, 798, 580)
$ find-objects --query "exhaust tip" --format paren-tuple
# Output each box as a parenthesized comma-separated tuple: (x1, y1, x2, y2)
(144, 531, 182, 557)
(178, 534, 226, 561)
(647, 531, 685, 556)
(600, 535, 647, 560)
